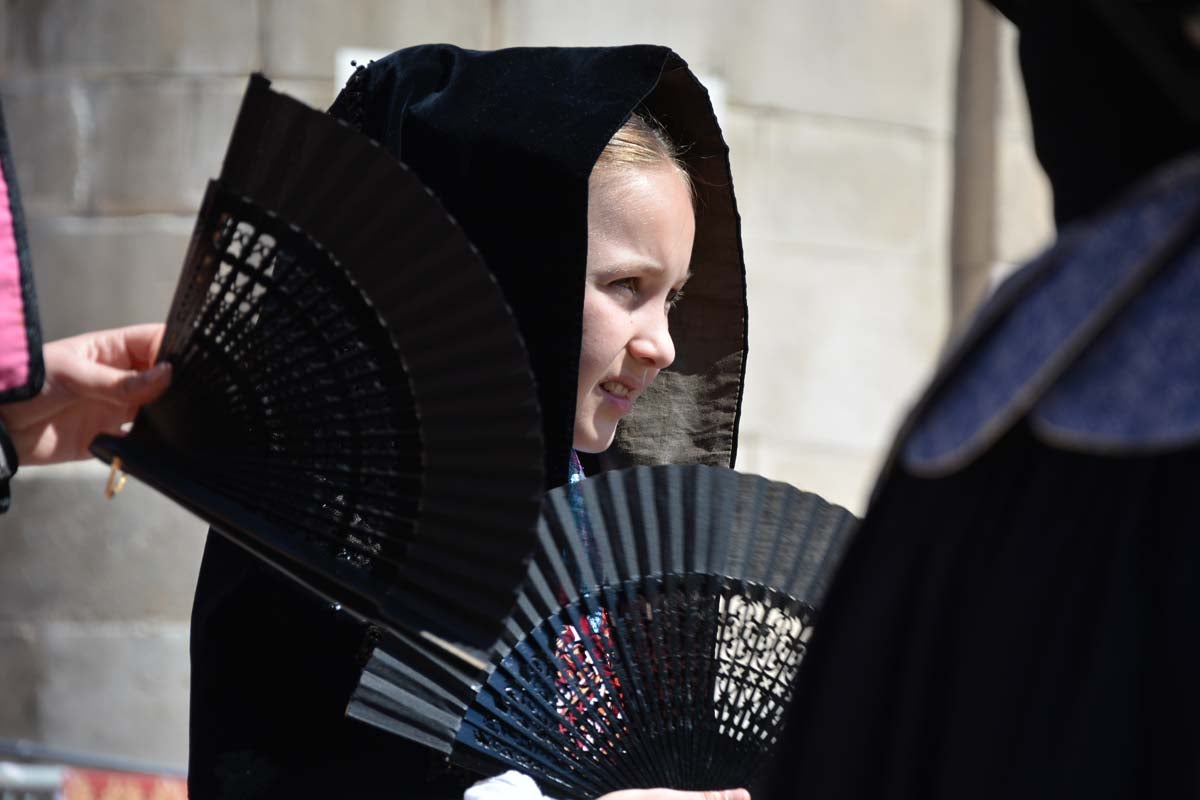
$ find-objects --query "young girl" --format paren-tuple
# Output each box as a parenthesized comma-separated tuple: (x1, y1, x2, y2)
(188, 45, 748, 799)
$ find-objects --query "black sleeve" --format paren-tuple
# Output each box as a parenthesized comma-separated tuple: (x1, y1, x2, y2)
(0, 415, 16, 514)
(187, 530, 473, 800)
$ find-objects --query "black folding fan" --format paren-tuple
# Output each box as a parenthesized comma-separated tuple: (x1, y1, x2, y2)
(349, 464, 858, 798)
(90, 75, 544, 649)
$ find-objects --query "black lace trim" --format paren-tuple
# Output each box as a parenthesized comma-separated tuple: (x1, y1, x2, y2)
(328, 62, 369, 133)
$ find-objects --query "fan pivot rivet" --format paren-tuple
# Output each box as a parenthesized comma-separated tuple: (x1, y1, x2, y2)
(104, 458, 129, 500)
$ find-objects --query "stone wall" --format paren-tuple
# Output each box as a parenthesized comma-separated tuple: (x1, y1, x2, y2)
(0, 0, 1052, 770)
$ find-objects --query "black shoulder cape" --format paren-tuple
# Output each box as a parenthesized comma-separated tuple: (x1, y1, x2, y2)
(764, 151, 1200, 800)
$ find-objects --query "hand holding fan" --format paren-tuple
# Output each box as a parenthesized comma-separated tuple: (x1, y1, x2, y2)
(350, 464, 857, 798)
(90, 75, 544, 649)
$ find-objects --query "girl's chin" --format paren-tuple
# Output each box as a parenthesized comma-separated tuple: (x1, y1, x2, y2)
(572, 423, 618, 454)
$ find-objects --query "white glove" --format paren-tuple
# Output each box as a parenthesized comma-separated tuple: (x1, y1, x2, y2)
(464, 771, 560, 800)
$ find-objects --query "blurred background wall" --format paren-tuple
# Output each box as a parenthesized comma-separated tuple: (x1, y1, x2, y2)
(0, 0, 1053, 771)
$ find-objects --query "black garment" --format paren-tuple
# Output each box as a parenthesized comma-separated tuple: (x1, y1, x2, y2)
(762, 4, 1200, 792)
(189, 45, 748, 799)
(999, 1, 1200, 227)
(765, 421, 1200, 799)
(189, 535, 471, 799)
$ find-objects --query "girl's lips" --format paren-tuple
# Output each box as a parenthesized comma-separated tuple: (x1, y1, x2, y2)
(598, 382, 634, 413)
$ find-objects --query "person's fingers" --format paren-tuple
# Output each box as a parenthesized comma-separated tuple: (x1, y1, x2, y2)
(599, 790, 750, 800)
(113, 322, 167, 369)
(58, 356, 172, 407)
(111, 361, 172, 407)
(702, 791, 749, 800)
(88, 323, 167, 370)
(121, 360, 172, 406)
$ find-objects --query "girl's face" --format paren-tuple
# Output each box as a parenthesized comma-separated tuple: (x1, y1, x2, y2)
(574, 163, 695, 453)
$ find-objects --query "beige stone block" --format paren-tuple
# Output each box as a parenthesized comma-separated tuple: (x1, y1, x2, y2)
(35, 622, 191, 768)
(1, 461, 207, 624)
(0, 2, 9, 81)
(494, 0, 734, 75)
(731, 430, 763, 475)
(261, 0, 493, 79)
(721, 106, 765, 229)
(5, 0, 260, 76)
(752, 443, 882, 518)
(996, 14, 1031, 142)
(498, 0, 956, 132)
(925, 131, 956, 267)
(733, 433, 876, 518)
(0, 78, 85, 213)
(738, 111, 947, 253)
(725, 0, 958, 132)
(995, 135, 1054, 267)
(190, 76, 261, 182)
(0, 625, 41, 738)
(739, 239, 946, 455)
(86, 77, 246, 214)
(0, 622, 190, 766)
(26, 214, 193, 340)
(271, 78, 339, 112)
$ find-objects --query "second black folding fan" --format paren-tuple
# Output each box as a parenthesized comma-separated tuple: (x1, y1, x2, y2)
(351, 464, 858, 798)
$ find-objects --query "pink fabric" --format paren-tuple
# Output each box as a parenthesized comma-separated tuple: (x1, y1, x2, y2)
(0, 159, 29, 393)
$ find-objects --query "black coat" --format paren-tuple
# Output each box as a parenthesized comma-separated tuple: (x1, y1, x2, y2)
(188, 44, 748, 799)
(763, 4, 1200, 794)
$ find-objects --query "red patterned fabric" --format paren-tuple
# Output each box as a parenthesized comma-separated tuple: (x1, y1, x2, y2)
(554, 610, 625, 755)
(62, 767, 188, 800)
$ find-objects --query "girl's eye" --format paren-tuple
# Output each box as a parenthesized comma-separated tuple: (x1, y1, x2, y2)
(609, 277, 638, 294)
(667, 288, 685, 311)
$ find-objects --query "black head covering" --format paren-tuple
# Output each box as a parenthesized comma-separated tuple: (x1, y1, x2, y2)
(189, 45, 746, 799)
(993, 0, 1200, 226)
(328, 44, 748, 486)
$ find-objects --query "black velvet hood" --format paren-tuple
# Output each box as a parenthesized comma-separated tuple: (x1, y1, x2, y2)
(328, 44, 748, 486)
(989, 0, 1200, 227)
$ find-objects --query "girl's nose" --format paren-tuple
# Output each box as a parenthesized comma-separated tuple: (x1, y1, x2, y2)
(629, 310, 676, 370)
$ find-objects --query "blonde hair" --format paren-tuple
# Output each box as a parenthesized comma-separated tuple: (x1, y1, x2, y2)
(593, 113, 694, 202)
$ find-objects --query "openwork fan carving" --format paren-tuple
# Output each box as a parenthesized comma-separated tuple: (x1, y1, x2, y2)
(350, 464, 857, 798)
(91, 75, 543, 649)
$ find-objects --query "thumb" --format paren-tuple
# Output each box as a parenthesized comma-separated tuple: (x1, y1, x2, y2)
(68, 359, 172, 407)
(123, 361, 172, 406)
